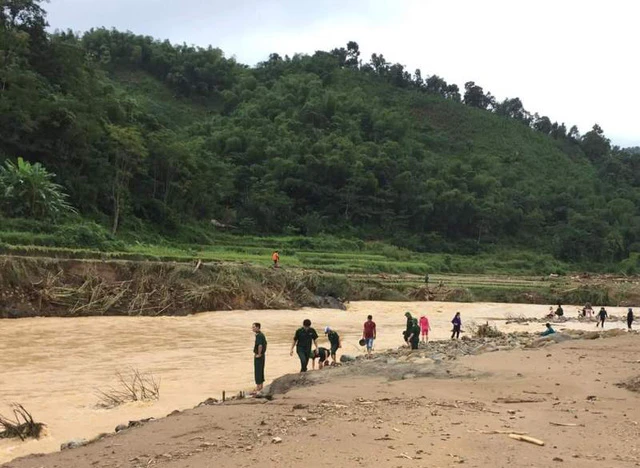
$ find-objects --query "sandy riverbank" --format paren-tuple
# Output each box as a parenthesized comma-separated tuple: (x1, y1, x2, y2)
(0, 301, 635, 465)
(4, 330, 640, 468)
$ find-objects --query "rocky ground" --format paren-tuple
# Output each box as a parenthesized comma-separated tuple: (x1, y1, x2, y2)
(3, 330, 640, 468)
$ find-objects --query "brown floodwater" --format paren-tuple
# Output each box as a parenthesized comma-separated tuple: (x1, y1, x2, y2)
(0, 301, 628, 463)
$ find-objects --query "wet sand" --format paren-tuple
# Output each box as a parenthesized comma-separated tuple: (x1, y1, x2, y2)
(0, 301, 630, 463)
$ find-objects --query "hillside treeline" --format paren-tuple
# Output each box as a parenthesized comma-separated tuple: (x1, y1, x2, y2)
(1, 0, 639, 263)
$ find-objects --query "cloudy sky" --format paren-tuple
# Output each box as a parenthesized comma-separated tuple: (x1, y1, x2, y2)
(46, 0, 639, 146)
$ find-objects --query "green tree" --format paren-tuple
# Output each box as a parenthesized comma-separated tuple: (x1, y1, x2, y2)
(0, 157, 75, 219)
(581, 124, 610, 160)
(106, 125, 148, 233)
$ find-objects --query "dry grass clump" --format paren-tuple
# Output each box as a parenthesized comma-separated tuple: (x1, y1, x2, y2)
(96, 369, 160, 408)
(0, 404, 46, 440)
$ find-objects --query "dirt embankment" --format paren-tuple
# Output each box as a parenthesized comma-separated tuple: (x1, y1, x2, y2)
(4, 330, 640, 468)
(0, 256, 348, 318)
(1, 256, 639, 318)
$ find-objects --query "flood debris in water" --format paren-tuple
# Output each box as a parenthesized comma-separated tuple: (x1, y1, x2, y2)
(0, 404, 46, 440)
(95, 369, 160, 408)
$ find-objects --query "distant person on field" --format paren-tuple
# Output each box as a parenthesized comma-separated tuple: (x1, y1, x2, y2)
(540, 323, 556, 337)
(596, 307, 608, 328)
(627, 308, 634, 330)
(362, 315, 377, 357)
(272, 250, 280, 268)
(407, 318, 421, 350)
(311, 347, 331, 369)
(252, 322, 267, 394)
(555, 304, 564, 317)
(403, 311, 413, 343)
(451, 312, 462, 340)
(324, 326, 341, 364)
(290, 319, 318, 372)
(424, 273, 429, 286)
(419, 315, 431, 343)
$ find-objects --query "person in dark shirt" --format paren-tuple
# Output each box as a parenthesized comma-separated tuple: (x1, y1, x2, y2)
(252, 322, 267, 393)
(555, 304, 564, 317)
(311, 347, 331, 369)
(324, 326, 341, 364)
(290, 319, 318, 372)
(362, 315, 377, 357)
(406, 318, 421, 350)
(596, 307, 608, 328)
(451, 312, 462, 340)
(403, 311, 413, 343)
(628, 308, 634, 330)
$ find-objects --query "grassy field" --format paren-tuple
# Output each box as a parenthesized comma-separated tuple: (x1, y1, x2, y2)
(0, 220, 572, 276)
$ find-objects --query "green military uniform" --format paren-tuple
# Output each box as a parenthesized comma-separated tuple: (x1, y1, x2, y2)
(254, 331, 267, 385)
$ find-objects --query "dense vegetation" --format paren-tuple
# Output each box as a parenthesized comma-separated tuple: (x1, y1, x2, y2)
(1, 0, 639, 269)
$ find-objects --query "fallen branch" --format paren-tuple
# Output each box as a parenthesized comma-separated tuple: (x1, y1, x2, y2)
(549, 422, 582, 427)
(494, 397, 545, 404)
(0, 404, 46, 440)
(474, 430, 529, 435)
(509, 434, 545, 446)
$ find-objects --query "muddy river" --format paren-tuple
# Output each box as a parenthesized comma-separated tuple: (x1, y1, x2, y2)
(0, 301, 629, 463)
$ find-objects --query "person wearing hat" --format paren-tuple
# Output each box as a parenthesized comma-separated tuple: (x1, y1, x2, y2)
(627, 308, 634, 330)
(362, 315, 376, 358)
(403, 311, 413, 344)
(324, 326, 341, 365)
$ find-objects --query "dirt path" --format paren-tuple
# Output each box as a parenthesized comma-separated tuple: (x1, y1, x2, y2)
(5, 334, 640, 468)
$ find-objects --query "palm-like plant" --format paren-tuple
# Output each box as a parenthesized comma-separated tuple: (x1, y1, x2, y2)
(0, 157, 76, 220)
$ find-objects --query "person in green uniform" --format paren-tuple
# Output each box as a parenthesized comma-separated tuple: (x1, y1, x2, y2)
(403, 311, 413, 344)
(252, 322, 267, 393)
(290, 319, 318, 372)
(324, 326, 341, 365)
(406, 318, 421, 350)
(311, 347, 331, 369)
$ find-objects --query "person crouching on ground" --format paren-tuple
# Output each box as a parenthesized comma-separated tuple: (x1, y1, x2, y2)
(362, 315, 376, 358)
(252, 322, 267, 394)
(540, 323, 555, 337)
(627, 308, 634, 330)
(451, 312, 462, 340)
(324, 326, 341, 364)
(419, 315, 431, 343)
(290, 319, 318, 372)
(407, 318, 421, 350)
(311, 347, 331, 369)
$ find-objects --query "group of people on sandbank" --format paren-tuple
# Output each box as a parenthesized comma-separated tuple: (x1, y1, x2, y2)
(250, 310, 466, 394)
(546, 303, 634, 329)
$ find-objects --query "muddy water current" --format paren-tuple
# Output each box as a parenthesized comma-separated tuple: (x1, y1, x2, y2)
(0, 301, 629, 463)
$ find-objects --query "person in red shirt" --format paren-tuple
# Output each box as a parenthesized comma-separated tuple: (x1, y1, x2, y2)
(362, 315, 377, 358)
(419, 315, 431, 343)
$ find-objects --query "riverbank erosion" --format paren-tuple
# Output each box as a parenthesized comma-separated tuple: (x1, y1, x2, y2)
(0, 256, 353, 317)
(5, 330, 639, 468)
(2, 256, 640, 318)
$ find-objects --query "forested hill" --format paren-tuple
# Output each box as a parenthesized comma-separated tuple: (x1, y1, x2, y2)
(1, 0, 639, 264)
